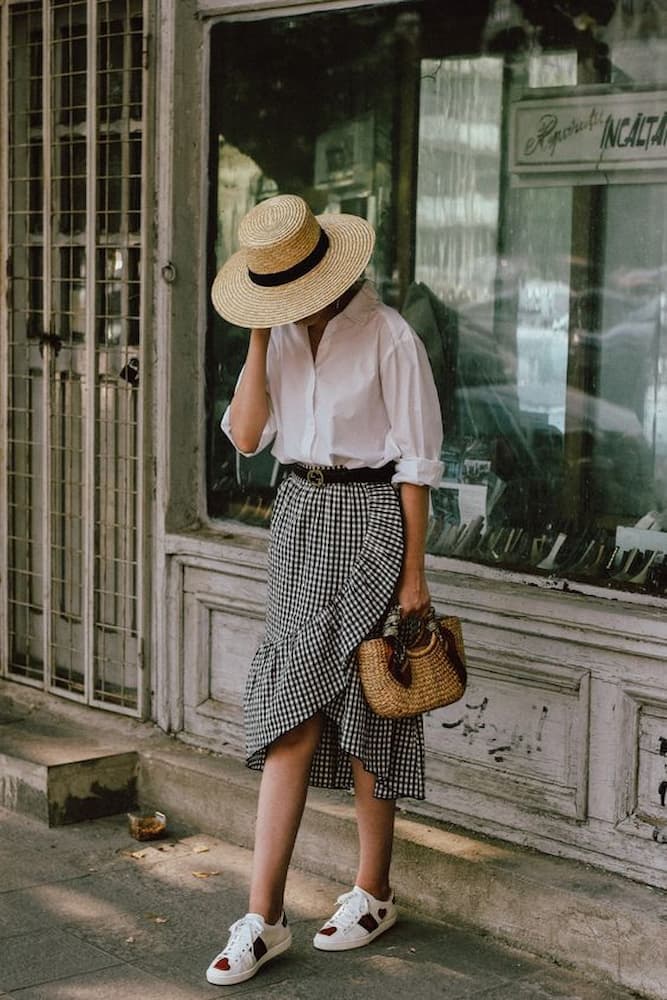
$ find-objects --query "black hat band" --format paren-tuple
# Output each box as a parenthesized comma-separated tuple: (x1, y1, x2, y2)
(248, 228, 330, 287)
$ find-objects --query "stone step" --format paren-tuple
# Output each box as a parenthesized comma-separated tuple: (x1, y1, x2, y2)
(0, 689, 137, 825)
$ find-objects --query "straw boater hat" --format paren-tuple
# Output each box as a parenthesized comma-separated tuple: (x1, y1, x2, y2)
(211, 194, 375, 328)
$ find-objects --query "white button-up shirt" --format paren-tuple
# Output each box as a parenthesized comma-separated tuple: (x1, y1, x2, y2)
(221, 282, 444, 488)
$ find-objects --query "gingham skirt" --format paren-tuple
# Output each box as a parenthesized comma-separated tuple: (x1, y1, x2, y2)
(243, 472, 426, 800)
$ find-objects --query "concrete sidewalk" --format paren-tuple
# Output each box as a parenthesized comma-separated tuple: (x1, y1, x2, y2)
(0, 806, 641, 1000)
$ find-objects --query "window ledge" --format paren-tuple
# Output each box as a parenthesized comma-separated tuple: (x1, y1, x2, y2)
(164, 520, 667, 624)
(427, 551, 667, 611)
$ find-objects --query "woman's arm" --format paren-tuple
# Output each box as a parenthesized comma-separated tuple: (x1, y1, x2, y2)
(395, 482, 431, 617)
(229, 328, 272, 454)
(377, 319, 443, 617)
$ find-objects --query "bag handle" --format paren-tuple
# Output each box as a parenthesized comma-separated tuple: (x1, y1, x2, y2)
(382, 604, 439, 645)
(381, 605, 465, 684)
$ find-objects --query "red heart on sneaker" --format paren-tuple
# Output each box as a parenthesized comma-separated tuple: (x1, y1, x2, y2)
(378, 908, 387, 918)
(214, 957, 230, 970)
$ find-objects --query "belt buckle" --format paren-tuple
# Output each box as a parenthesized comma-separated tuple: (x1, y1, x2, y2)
(306, 466, 325, 487)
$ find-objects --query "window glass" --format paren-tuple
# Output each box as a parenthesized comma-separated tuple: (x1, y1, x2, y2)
(207, 0, 667, 597)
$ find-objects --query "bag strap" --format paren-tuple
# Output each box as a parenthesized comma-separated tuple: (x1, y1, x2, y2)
(422, 606, 466, 679)
(437, 619, 466, 681)
(381, 604, 409, 682)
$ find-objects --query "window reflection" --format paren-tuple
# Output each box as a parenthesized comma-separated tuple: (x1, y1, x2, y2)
(415, 57, 503, 306)
(207, 0, 667, 596)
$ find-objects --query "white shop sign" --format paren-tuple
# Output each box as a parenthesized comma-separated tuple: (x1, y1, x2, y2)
(510, 89, 667, 185)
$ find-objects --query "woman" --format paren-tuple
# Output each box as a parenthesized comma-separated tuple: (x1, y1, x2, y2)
(206, 194, 443, 986)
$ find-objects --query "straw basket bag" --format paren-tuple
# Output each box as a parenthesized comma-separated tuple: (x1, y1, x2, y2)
(357, 606, 467, 719)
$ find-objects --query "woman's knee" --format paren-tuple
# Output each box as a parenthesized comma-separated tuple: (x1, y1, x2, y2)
(269, 715, 323, 756)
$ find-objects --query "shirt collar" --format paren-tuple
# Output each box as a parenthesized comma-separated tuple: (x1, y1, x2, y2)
(332, 280, 378, 327)
(290, 280, 378, 334)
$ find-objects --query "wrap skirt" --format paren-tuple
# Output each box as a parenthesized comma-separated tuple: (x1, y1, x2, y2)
(243, 472, 426, 800)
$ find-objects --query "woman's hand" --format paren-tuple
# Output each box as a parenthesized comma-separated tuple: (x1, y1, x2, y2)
(395, 564, 431, 618)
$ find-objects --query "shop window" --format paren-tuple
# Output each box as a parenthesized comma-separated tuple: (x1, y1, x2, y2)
(207, 0, 667, 597)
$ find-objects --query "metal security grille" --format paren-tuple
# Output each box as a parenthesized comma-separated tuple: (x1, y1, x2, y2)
(2, 0, 147, 714)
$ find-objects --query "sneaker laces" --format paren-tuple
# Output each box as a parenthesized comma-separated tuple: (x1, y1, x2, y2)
(328, 888, 370, 931)
(224, 913, 265, 961)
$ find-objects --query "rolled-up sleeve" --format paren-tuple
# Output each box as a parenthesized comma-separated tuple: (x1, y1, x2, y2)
(381, 326, 444, 488)
(220, 365, 277, 457)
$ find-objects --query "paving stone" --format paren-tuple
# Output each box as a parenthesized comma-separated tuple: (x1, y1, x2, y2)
(0, 810, 145, 870)
(297, 916, 522, 993)
(473, 970, 633, 1000)
(0, 888, 61, 939)
(474, 965, 644, 1000)
(0, 817, 138, 893)
(0, 847, 109, 894)
(0, 928, 121, 992)
(6, 963, 220, 1000)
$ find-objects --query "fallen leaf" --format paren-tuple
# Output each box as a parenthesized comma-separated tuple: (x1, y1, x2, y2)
(192, 870, 221, 879)
(130, 850, 147, 859)
(125, 936, 135, 944)
(193, 845, 210, 854)
(154, 916, 169, 924)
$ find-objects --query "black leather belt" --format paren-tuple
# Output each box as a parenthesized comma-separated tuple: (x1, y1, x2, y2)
(288, 463, 395, 486)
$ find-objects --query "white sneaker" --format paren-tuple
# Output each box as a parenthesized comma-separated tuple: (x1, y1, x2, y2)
(206, 911, 292, 985)
(313, 885, 397, 951)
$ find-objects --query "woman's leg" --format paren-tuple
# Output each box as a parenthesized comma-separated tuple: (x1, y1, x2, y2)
(248, 714, 324, 923)
(350, 756, 396, 900)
